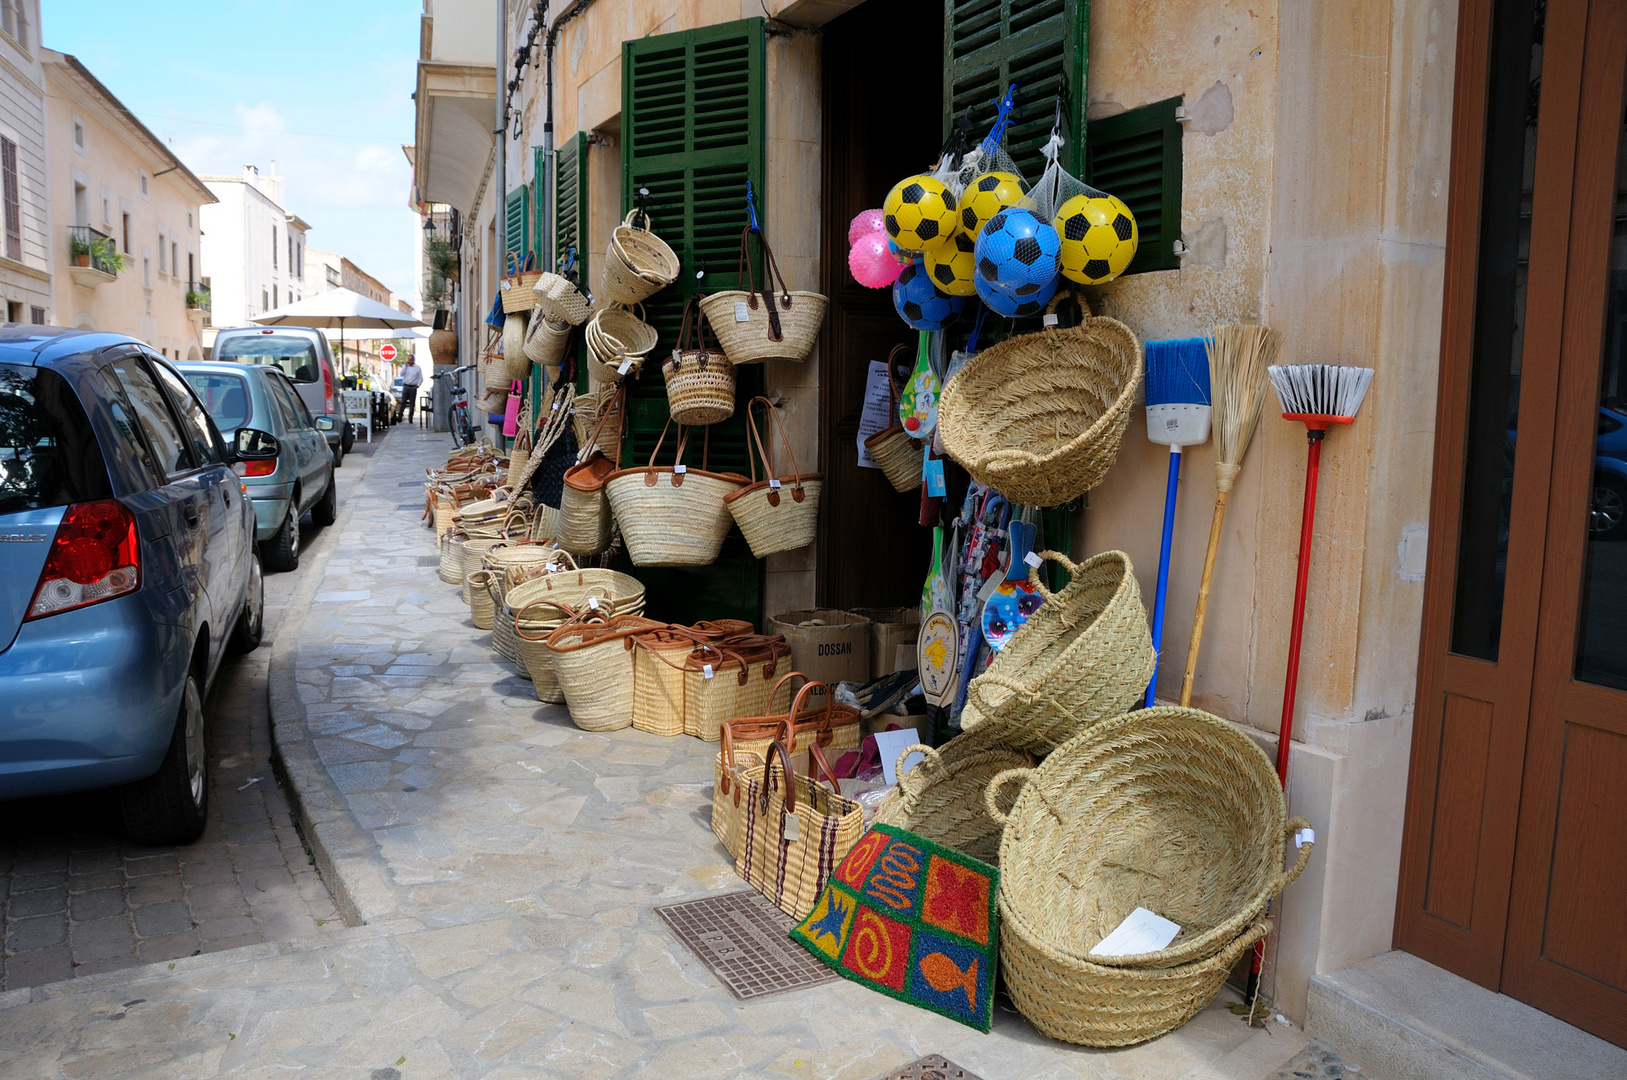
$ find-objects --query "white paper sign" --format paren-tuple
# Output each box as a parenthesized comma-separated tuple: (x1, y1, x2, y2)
(1089, 907, 1182, 958)
(734, 301, 751, 323)
(874, 728, 924, 786)
(855, 360, 895, 470)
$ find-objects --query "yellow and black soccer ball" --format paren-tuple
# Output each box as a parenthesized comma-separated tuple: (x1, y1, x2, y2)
(1056, 193, 1138, 284)
(924, 228, 978, 297)
(959, 171, 1029, 239)
(883, 174, 958, 254)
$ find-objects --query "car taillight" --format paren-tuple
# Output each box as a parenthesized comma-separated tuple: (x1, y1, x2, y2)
(323, 362, 335, 414)
(233, 456, 277, 477)
(25, 499, 141, 621)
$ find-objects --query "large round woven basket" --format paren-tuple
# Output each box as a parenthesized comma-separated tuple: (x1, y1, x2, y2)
(459, 538, 508, 602)
(988, 708, 1315, 1046)
(871, 731, 1033, 865)
(960, 549, 1154, 755)
(586, 305, 658, 382)
(937, 296, 1141, 507)
(601, 211, 679, 306)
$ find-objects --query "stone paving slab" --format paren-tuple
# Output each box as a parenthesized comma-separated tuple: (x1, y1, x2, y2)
(0, 424, 1342, 1079)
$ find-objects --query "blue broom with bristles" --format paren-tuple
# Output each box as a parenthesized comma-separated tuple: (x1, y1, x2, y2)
(1142, 338, 1212, 707)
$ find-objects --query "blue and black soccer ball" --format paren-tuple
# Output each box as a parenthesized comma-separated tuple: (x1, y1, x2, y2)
(974, 208, 1061, 302)
(976, 271, 1058, 318)
(893, 258, 966, 330)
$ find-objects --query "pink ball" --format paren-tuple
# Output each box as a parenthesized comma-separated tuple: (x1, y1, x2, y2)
(849, 233, 903, 288)
(847, 208, 886, 246)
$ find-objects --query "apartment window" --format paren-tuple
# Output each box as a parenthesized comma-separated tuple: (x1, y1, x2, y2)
(261, 288, 268, 311)
(139, 173, 148, 197)
(72, 120, 84, 151)
(295, 243, 302, 278)
(187, 210, 192, 230)
(271, 225, 277, 269)
(100, 190, 109, 225)
(120, 212, 130, 253)
(187, 251, 194, 285)
(1, 136, 19, 262)
(272, 285, 278, 309)
(72, 182, 88, 227)
(30, 305, 44, 324)
(171, 242, 177, 281)
(286, 233, 293, 272)
(5, 300, 20, 323)
(2, 0, 29, 51)
(141, 256, 150, 288)
(157, 232, 166, 273)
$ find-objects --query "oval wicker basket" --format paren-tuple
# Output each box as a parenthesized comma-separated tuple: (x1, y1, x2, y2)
(600, 211, 679, 305)
(549, 615, 666, 731)
(631, 628, 695, 737)
(960, 549, 1154, 755)
(532, 271, 592, 326)
(438, 535, 467, 584)
(937, 295, 1141, 507)
(871, 733, 1033, 865)
(585, 305, 658, 382)
(663, 350, 736, 426)
(467, 569, 498, 630)
(862, 345, 923, 493)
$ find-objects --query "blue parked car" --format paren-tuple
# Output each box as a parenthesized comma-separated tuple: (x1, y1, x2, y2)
(1594, 403, 1627, 540)
(180, 361, 337, 571)
(0, 326, 276, 842)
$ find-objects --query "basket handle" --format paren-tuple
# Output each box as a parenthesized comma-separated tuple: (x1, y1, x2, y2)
(514, 599, 577, 641)
(746, 397, 809, 498)
(760, 739, 797, 815)
(886, 344, 911, 415)
(983, 767, 1035, 826)
(786, 679, 833, 728)
(893, 744, 941, 793)
(1026, 549, 1082, 602)
(734, 227, 789, 340)
(766, 670, 810, 705)
(577, 384, 625, 464)
(623, 207, 651, 231)
(1279, 816, 1316, 888)
(1041, 287, 1091, 328)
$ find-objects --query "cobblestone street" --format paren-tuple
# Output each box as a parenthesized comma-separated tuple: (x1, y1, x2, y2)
(0, 426, 1341, 1079)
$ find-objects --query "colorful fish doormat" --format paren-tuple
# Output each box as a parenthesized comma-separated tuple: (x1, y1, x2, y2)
(790, 823, 999, 1031)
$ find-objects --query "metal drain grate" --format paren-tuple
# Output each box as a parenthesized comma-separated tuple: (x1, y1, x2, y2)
(655, 890, 839, 1000)
(870, 1056, 985, 1080)
(416, 555, 442, 566)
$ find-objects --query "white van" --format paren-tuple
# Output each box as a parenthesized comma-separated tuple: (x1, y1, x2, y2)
(211, 326, 353, 466)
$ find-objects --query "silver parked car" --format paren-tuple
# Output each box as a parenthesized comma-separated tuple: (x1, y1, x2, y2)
(180, 361, 336, 572)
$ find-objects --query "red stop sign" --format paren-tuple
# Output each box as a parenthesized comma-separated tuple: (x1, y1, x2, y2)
(380, 343, 398, 362)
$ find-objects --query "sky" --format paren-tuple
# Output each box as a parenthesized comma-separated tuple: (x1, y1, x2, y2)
(44, 1, 422, 305)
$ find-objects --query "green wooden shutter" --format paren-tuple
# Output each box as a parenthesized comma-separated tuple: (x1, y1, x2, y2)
(621, 17, 767, 626)
(943, 0, 1089, 180)
(552, 133, 589, 282)
(504, 186, 530, 266)
(1085, 97, 1182, 275)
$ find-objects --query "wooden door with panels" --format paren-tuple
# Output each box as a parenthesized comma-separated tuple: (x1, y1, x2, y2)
(1398, 0, 1627, 1047)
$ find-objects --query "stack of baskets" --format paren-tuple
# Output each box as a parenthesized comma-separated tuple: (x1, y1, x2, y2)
(586, 304, 659, 383)
(503, 565, 646, 701)
(600, 210, 679, 306)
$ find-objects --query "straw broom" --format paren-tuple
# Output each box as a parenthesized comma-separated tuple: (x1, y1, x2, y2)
(1178, 324, 1277, 706)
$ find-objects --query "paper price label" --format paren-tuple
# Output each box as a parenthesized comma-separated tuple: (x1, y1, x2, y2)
(587, 596, 600, 611)
(1042, 313, 1059, 327)
(702, 664, 715, 679)
(617, 359, 633, 375)
(1024, 551, 1043, 569)
(768, 479, 781, 489)
(734, 301, 751, 323)
(674, 464, 687, 475)
(782, 813, 800, 841)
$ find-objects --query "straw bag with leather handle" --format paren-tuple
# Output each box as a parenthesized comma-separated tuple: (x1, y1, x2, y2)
(736, 740, 862, 919)
(605, 421, 748, 567)
(937, 291, 1142, 506)
(663, 298, 736, 426)
(557, 426, 619, 558)
(725, 397, 821, 558)
(548, 614, 666, 731)
(699, 227, 826, 365)
(600, 209, 679, 305)
(713, 717, 791, 860)
(502, 253, 542, 314)
(683, 634, 791, 742)
(731, 674, 860, 758)
(960, 549, 1155, 755)
(863, 344, 923, 493)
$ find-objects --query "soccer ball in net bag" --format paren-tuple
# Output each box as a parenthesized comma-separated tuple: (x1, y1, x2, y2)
(884, 174, 958, 254)
(893, 258, 966, 330)
(1056, 193, 1138, 284)
(925, 228, 978, 297)
(974, 208, 1061, 300)
(959, 171, 1030, 240)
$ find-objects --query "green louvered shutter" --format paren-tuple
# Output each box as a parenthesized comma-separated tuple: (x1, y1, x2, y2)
(552, 134, 589, 282)
(621, 17, 766, 626)
(1085, 97, 1182, 274)
(504, 186, 530, 267)
(943, 0, 1089, 180)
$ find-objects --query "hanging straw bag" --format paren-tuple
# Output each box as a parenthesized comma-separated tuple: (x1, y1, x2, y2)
(863, 344, 924, 493)
(986, 708, 1315, 1046)
(532, 271, 592, 326)
(725, 397, 821, 558)
(699, 227, 826, 365)
(501, 254, 542, 314)
(713, 717, 792, 859)
(586, 304, 659, 382)
(604, 421, 748, 567)
(736, 741, 863, 919)
(572, 380, 625, 466)
(600, 210, 680, 305)
(937, 292, 1142, 506)
(548, 615, 666, 731)
(960, 550, 1155, 755)
(523, 310, 574, 371)
(663, 298, 736, 426)
(557, 456, 618, 557)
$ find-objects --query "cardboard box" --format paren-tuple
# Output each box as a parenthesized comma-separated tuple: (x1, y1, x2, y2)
(769, 609, 871, 689)
(851, 606, 922, 679)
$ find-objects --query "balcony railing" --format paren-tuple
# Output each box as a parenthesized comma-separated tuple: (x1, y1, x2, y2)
(185, 285, 211, 311)
(67, 225, 121, 276)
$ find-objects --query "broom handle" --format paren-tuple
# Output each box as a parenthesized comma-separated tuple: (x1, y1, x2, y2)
(1179, 490, 1231, 706)
(1145, 446, 1182, 707)
(1277, 431, 1323, 785)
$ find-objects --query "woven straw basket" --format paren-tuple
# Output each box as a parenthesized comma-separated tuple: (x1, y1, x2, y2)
(725, 397, 821, 559)
(987, 708, 1315, 1046)
(523, 311, 573, 368)
(699, 226, 825, 364)
(937, 295, 1141, 507)
(501, 270, 541, 314)
(459, 538, 508, 602)
(664, 299, 734, 426)
(467, 570, 498, 630)
(549, 616, 665, 731)
(532, 272, 592, 326)
(557, 453, 617, 557)
(514, 599, 582, 701)
(439, 535, 466, 584)
(600, 211, 679, 306)
(501, 312, 528, 375)
(871, 731, 1033, 865)
(960, 549, 1154, 755)
(605, 423, 747, 567)
(572, 382, 625, 466)
(682, 636, 791, 742)
(712, 718, 789, 859)
(631, 629, 695, 737)
(586, 304, 659, 383)
(863, 345, 923, 493)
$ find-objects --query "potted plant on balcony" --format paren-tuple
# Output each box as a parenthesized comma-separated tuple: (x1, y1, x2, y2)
(185, 287, 210, 310)
(70, 232, 92, 267)
(92, 237, 127, 275)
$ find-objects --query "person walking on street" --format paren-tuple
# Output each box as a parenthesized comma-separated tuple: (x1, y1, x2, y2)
(400, 355, 424, 422)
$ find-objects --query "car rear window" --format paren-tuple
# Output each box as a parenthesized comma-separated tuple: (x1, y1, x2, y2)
(182, 371, 252, 433)
(0, 362, 114, 515)
(215, 334, 322, 383)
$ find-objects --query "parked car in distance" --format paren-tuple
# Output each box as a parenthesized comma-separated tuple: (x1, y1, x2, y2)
(211, 325, 351, 467)
(181, 361, 337, 571)
(1594, 402, 1627, 541)
(0, 326, 276, 843)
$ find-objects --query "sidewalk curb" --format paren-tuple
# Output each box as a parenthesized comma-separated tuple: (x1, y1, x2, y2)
(265, 440, 407, 928)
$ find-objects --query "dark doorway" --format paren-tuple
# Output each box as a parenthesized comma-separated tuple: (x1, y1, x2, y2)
(817, 0, 941, 609)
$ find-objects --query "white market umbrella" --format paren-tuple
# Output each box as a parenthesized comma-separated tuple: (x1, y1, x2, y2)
(252, 288, 424, 374)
